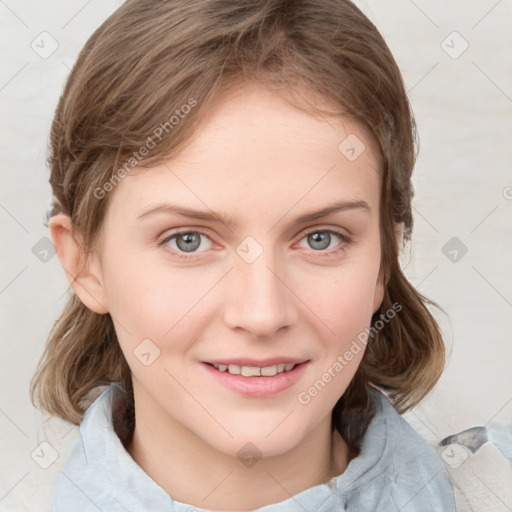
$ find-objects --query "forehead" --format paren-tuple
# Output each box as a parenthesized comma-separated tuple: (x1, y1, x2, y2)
(106, 83, 381, 226)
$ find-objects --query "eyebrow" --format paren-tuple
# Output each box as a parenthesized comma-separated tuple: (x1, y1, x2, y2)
(136, 200, 371, 227)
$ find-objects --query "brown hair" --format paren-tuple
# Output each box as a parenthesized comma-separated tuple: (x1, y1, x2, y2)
(30, 0, 445, 451)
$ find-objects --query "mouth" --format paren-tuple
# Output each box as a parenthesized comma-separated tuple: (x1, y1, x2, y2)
(206, 361, 299, 377)
(201, 358, 310, 397)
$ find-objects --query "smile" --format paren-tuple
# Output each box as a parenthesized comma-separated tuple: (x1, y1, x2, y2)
(210, 362, 297, 377)
(201, 359, 310, 398)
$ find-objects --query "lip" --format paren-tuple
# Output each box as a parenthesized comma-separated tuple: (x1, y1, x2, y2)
(201, 360, 310, 398)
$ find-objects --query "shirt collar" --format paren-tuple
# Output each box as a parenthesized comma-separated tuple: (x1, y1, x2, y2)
(60, 382, 396, 511)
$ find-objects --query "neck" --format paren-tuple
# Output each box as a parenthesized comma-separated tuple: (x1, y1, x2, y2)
(126, 385, 350, 511)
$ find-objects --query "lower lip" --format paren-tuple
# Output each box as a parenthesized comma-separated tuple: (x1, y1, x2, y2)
(201, 362, 309, 398)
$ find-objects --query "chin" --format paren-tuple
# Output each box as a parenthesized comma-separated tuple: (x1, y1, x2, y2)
(205, 420, 309, 461)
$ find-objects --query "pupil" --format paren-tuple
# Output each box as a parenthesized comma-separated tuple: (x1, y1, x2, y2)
(308, 231, 330, 250)
(177, 232, 200, 252)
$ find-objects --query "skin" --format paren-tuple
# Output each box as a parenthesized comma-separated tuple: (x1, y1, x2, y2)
(50, 83, 398, 511)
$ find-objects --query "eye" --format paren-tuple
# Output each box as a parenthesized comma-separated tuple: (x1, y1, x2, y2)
(159, 227, 351, 260)
(296, 228, 351, 253)
(161, 230, 213, 254)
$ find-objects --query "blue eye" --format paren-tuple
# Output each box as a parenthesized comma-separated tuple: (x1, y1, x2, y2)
(297, 229, 351, 254)
(160, 227, 351, 261)
(162, 231, 213, 253)
(306, 231, 334, 250)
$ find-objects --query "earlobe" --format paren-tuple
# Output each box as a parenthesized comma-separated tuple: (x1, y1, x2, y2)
(372, 274, 385, 314)
(49, 213, 109, 314)
(372, 222, 404, 314)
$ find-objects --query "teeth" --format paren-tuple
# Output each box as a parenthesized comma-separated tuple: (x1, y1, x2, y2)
(241, 366, 261, 377)
(261, 365, 277, 376)
(214, 363, 298, 377)
(228, 364, 241, 375)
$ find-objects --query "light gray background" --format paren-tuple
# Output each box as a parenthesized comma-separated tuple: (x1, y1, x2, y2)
(1, 1, 511, 511)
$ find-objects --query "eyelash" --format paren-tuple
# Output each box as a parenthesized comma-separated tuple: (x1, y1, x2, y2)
(159, 227, 352, 261)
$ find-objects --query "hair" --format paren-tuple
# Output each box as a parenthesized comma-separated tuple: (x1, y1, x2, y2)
(30, 0, 446, 452)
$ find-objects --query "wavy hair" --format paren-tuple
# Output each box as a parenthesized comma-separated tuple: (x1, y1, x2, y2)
(30, 0, 446, 451)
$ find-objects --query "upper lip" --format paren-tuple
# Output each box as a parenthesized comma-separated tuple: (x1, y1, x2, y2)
(204, 357, 309, 367)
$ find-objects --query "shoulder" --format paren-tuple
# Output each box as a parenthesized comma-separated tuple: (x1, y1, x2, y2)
(52, 384, 117, 511)
(52, 383, 169, 512)
(271, 389, 457, 512)
(366, 390, 456, 511)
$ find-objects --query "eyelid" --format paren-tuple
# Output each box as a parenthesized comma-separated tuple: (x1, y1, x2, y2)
(159, 225, 350, 243)
(294, 225, 352, 245)
(159, 226, 218, 245)
(158, 228, 219, 261)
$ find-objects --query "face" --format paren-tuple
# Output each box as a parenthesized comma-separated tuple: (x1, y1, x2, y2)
(89, 84, 384, 458)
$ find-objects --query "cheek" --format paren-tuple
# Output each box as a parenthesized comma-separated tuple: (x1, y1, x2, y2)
(293, 264, 378, 411)
(103, 262, 219, 392)
(295, 260, 380, 336)
(101, 251, 220, 347)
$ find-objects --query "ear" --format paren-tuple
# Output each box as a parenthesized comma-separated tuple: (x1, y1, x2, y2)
(49, 213, 109, 314)
(372, 274, 385, 314)
(372, 222, 405, 313)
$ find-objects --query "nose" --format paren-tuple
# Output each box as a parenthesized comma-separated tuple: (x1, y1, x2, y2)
(223, 250, 298, 340)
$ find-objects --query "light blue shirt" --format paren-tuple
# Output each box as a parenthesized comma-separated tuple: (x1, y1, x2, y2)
(52, 383, 455, 511)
